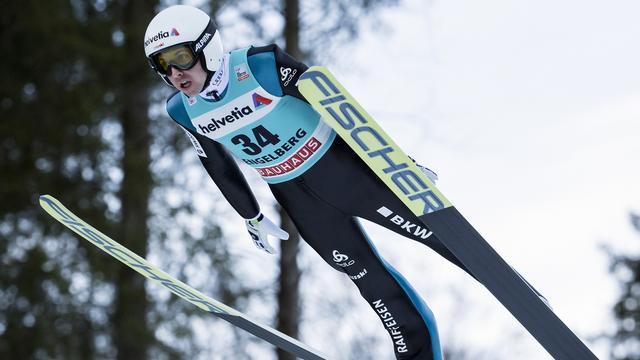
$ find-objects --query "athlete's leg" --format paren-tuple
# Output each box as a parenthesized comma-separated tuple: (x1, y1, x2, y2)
(300, 137, 471, 276)
(270, 180, 443, 360)
(351, 189, 473, 276)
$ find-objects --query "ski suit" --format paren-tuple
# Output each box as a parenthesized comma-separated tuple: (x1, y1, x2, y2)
(166, 44, 469, 360)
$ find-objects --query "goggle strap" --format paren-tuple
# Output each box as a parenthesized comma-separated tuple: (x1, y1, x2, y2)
(192, 20, 216, 54)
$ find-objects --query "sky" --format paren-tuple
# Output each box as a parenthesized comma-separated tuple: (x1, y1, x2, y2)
(313, 0, 640, 358)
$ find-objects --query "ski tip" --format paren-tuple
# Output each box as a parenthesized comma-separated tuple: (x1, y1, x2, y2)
(38, 195, 59, 209)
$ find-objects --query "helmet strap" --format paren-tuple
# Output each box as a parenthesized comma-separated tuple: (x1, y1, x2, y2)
(200, 53, 229, 101)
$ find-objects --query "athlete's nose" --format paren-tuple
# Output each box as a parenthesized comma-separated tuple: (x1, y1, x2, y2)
(168, 65, 183, 78)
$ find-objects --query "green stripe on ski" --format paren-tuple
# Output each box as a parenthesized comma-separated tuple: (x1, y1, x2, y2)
(298, 66, 451, 215)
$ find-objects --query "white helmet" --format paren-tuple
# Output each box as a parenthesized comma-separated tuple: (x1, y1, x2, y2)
(144, 5, 223, 86)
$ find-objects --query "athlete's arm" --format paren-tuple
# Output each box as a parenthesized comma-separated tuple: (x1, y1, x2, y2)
(182, 126, 261, 218)
(179, 124, 291, 253)
(247, 44, 309, 101)
(165, 92, 260, 219)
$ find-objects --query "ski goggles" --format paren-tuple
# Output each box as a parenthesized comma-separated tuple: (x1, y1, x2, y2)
(149, 43, 199, 76)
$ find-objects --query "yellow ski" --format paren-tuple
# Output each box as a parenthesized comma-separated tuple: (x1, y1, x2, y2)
(39, 194, 328, 360)
(298, 66, 597, 360)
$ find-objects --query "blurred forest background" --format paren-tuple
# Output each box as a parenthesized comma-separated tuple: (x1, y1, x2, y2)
(1, 0, 639, 359)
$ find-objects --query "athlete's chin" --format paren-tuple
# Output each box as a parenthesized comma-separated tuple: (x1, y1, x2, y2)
(183, 90, 198, 97)
(181, 85, 200, 98)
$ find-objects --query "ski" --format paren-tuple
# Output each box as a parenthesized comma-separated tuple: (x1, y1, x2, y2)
(39, 195, 329, 360)
(297, 67, 597, 360)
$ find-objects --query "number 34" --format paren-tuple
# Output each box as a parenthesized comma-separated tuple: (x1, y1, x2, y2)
(231, 125, 281, 156)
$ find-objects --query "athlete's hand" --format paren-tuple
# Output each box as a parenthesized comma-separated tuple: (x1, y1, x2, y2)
(245, 213, 289, 254)
(408, 156, 438, 184)
(416, 163, 438, 184)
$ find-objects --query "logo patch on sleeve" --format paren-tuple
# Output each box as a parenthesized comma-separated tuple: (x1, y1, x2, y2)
(182, 129, 207, 157)
(279, 67, 297, 87)
(234, 64, 250, 81)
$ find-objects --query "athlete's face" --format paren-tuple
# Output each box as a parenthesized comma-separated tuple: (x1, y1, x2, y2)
(167, 60, 207, 97)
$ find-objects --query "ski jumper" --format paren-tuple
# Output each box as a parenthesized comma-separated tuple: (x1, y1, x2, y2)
(166, 44, 469, 360)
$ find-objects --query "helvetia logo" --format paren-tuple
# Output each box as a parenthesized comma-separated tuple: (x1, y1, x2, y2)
(252, 93, 272, 108)
(198, 106, 253, 134)
(144, 28, 180, 47)
(197, 93, 273, 135)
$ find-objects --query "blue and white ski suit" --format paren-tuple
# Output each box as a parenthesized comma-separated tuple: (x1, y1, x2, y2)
(166, 44, 470, 360)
